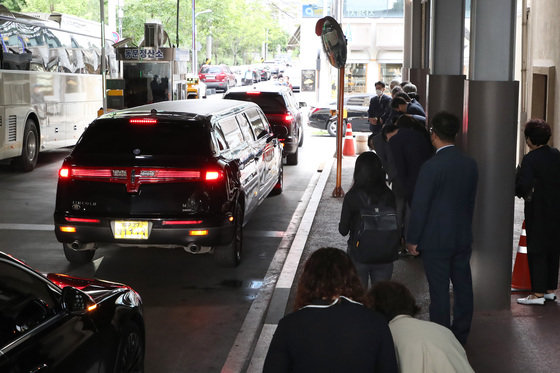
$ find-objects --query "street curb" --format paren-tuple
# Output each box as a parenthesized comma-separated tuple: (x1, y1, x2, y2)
(221, 156, 334, 373)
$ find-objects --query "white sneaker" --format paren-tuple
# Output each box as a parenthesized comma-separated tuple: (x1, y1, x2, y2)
(517, 295, 545, 305)
(544, 293, 557, 301)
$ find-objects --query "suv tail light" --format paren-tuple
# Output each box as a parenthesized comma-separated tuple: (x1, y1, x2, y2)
(205, 170, 223, 181)
(58, 166, 224, 192)
(129, 118, 158, 125)
(216, 73, 226, 80)
(267, 113, 294, 124)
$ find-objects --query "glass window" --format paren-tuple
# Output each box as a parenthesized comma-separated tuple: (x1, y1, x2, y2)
(236, 114, 255, 141)
(345, 63, 367, 93)
(219, 116, 244, 148)
(0, 261, 60, 346)
(246, 108, 268, 139)
(225, 92, 287, 114)
(380, 63, 402, 88)
(213, 125, 228, 152)
(74, 118, 212, 157)
(344, 0, 404, 18)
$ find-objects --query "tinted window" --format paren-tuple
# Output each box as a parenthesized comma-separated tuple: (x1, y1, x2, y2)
(225, 92, 286, 114)
(347, 96, 366, 106)
(0, 261, 60, 346)
(219, 117, 244, 148)
(236, 114, 254, 141)
(246, 108, 268, 139)
(74, 118, 211, 156)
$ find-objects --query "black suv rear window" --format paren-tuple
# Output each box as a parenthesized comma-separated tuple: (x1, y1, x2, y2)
(225, 92, 286, 114)
(74, 118, 211, 156)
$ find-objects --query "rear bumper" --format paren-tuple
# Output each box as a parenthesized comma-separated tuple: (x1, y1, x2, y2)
(54, 215, 235, 247)
(203, 81, 228, 90)
(281, 137, 298, 155)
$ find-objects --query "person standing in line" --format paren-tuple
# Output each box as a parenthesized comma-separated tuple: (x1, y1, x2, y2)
(368, 81, 392, 136)
(515, 119, 560, 305)
(339, 152, 399, 288)
(263, 247, 398, 373)
(406, 111, 478, 345)
(365, 281, 475, 373)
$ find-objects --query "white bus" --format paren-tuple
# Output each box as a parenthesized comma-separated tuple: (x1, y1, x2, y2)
(0, 6, 116, 171)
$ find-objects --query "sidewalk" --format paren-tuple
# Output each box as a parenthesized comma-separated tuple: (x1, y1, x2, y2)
(245, 153, 560, 373)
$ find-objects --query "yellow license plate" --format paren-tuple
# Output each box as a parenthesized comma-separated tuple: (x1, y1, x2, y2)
(113, 221, 149, 239)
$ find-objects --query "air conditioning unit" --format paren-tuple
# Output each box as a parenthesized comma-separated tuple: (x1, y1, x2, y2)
(144, 21, 163, 48)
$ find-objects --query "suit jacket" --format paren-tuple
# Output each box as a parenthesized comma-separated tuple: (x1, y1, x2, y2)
(368, 94, 392, 125)
(388, 127, 434, 202)
(406, 146, 478, 252)
(263, 297, 398, 373)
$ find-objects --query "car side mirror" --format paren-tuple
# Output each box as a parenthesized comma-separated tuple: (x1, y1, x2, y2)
(62, 286, 97, 315)
(299, 102, 307, 108)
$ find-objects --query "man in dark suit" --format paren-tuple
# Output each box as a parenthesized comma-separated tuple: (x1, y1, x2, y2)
(406, 112, 478, 345)
(367, 81, 392, 135)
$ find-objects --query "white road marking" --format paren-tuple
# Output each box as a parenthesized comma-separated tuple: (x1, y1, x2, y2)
(0, 223, 53, 231)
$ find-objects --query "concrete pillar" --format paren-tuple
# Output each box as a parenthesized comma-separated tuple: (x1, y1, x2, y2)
(467, 80, 519, 311)
(427, 0, 465, 130)
(467, 0, 518, 311)
(405, 0, 429, 109)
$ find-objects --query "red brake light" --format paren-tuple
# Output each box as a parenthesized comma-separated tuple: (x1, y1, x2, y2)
(129, 118, 157, 125)
(65, 217, 101, 223)
(246, 91, 261, 95)
(59, 167, 70, 178)
(162, 220, 203, 226)
(205, 170, 223, 181)
(284, 114, 294, 122)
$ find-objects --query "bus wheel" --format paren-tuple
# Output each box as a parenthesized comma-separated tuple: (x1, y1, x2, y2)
(13, 120, 39, 172)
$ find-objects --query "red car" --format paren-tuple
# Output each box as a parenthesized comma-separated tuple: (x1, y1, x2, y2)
(198, 64, 237, 92)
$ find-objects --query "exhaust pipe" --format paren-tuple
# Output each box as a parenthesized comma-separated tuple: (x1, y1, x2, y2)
(184, 243, 200, 253)
(71, 240, 81, 250)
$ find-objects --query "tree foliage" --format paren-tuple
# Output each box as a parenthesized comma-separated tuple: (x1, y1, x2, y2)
(7, 0, 293, 67)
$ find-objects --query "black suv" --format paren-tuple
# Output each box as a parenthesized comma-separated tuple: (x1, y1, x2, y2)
(54, 99, 284, 267)
(223, 84, 304, 165)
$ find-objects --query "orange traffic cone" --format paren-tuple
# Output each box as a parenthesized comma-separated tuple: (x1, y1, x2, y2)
(511, 220, 532, 291)
(342, 121, 356, 156)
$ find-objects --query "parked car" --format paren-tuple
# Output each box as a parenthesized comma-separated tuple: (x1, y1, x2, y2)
(54, 99, 284, 267)
(308, 93, 375, 136)
(224, 84, 304, 165)
(0, 251, 144, 372)
(198, 64, 237, 92)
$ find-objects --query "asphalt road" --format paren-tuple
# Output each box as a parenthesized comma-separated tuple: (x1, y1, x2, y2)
(0, 125, 335, 372)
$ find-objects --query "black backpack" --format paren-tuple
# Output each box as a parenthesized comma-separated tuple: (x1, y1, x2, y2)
(353, 191, 400, 264)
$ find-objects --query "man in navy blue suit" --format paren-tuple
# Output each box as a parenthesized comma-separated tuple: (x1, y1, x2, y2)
(406, 112, 478, 345)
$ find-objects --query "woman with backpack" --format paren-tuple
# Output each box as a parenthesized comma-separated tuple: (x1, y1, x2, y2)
(339, 151, 400, 288)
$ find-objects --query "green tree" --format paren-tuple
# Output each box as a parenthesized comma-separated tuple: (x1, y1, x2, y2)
(2, 0, 27, 12)
(16, 0, 292, 68)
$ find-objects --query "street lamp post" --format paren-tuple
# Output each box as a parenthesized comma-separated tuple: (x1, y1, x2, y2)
(191, 3, 212, 74)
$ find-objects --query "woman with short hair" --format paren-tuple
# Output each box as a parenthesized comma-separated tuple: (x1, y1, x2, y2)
(515, 119, 560, 305)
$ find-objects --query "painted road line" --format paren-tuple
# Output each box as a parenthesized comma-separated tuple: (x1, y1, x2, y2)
(221, 156, 333, 373)
(0, 223, 53, 231)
